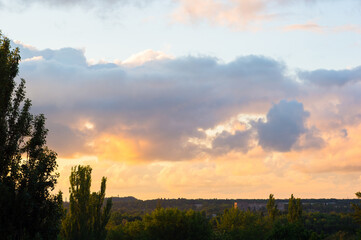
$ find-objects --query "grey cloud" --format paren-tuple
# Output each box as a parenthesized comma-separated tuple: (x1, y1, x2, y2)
(14, 43, 88, 66)
(16, 43, 300, 161)
(341, 128, 348, 138)
(299, 66, 361, 87)
(255, 100, 310, 152)
(293, 126, 325, 150)
(211, 130, 254, 155)
(209, 99, 324, 154)
(46, 122, 92, 157)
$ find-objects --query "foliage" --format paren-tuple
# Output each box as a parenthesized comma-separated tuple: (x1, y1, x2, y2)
(107, 208, 211, 240)
(288, 194, 303, 223)
(107, 212, 142, 227)
(267, 219, 310, 240)
(61, 165, 112, 240)
(304, 212, 357, 237)
(0, 32, 63, 239)
(215, 207, 268, 240)
(352, 191, 361, 224)
(144, 208, 211, 240)
(267, 194, 279, 222)
(106, 194, 361, 240)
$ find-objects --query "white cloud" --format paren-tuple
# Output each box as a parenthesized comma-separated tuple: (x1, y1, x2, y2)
(120, 49, 173, 67)
(22, 56, 44, 62)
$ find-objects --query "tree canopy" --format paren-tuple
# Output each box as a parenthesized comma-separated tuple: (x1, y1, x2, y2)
(0, 32, 63, 239)
(61, 165, 112, 240)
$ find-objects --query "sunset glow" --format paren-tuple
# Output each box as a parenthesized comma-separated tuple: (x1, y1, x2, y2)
(1, 0, 361, 200)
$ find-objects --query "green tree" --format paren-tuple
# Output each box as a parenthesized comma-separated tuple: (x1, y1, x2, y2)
(142, 208, 211, 240)
(267, 220, 310, 240)
(0, 33, 63, 239)
(267, 194, 279, 222)
(216, 208, 267, 240)
(352, 192, 361, 224)
(287, 194, 302, 223)
(61, 165, 112, 240)
(107, 219, 147, 240)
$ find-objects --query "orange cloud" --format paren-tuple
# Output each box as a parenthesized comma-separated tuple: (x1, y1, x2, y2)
(93, 133, 151, 163)
(55, 124, 361, 200)
(291, 123, 361, 174)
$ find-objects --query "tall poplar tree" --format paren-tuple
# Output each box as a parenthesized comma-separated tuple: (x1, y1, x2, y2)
(61, 165, 112, 240)
(266, 194, 279, 222)
(287, 194, 302, 223)
(0, 33, 63, 239)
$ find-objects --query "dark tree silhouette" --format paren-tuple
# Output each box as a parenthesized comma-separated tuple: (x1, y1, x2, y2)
(0, 33, 63, 239)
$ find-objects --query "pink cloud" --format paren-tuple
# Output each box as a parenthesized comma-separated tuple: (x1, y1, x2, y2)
(334, 24, 361, 34)
(283, 22, 324, 33)
(172, 0, 272, 30)
(283, 22, 361, 34)
(171, 0, 324, 30)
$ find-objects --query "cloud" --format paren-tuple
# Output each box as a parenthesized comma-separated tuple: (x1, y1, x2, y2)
(255, 100, 310, 152)
(341, 128, 348, 138)
(22, 56, 44, 62)
(190, 99, 323, 154)
(333, 24, 361, 34)
(120, 49, 173, 67)
(282, 22, 361, 34)
(1, 0, 153, 9)
(15, 41, 300, 162)
(211, 129, 254, 154)
(13, 41, 361, 199)
(299, 66, 361, 87)
(293, 126, 325, 150)
(172, 0, 323, 30)
(15, 41, 361, 178)
(291, 123, 361, 175)
(172, 0, 271, 30)
(283, 22, 323, 33)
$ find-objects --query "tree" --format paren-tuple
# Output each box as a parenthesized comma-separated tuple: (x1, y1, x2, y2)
(287, 194, 302, 223)
(352, 192, 361, 224)
(216, 208, 267, 240)
(142, 207, 211, 240)
(61, 165, 112, 240)
(267, 194, 279, 222)
(0, 32, 63, 239)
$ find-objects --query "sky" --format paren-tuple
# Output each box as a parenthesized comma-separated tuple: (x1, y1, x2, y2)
(1, 0, 361, 199)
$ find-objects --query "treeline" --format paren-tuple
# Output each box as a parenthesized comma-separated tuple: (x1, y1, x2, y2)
(108, 196, 359, 216)
(105, 194, 361, 240)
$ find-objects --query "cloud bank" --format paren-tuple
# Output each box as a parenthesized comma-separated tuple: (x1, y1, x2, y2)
(16, 42, 305, 162)
(15, 41, 361, 162)
(12, 41, 361, 198)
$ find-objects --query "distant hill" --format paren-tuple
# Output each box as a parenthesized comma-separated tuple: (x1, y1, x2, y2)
(111, 196, 138, 202)
(98, 197, 360, 216)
